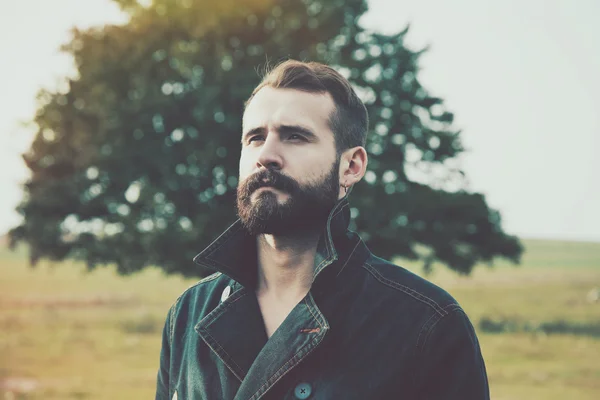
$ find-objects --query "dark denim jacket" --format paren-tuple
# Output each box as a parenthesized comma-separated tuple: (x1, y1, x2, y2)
(155, 198, 490, 400)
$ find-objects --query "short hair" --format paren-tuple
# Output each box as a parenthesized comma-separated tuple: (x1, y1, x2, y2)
(244, 60, 369, 154)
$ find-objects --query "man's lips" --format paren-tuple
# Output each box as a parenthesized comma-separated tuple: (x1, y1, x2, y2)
(252, 186, 290, 197)
(255, 186, 282, 192)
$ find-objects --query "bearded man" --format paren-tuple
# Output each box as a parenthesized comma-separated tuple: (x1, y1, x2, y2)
(155, 60, 489, 400)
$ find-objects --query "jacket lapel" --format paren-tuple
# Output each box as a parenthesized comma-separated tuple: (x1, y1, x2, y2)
(233, 292, 329, 400)
(195, 286, 268, 382)
(195, 286, 330, 400)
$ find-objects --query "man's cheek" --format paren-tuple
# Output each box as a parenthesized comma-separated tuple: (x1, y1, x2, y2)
(238, 152, 254, 177)
(238, 168, 252, 188)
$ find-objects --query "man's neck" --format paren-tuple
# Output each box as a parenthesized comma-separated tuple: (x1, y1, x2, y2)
(255, 229, 321, 302)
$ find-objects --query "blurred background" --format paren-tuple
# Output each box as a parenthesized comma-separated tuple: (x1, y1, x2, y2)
(1, 0, 599, 399)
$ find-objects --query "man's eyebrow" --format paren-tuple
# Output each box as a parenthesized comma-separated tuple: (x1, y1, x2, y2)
(241, 124, 318, 143)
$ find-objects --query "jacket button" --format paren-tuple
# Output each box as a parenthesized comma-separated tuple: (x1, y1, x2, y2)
(294, 382, 312, 399)
(221, 286, 231, 302)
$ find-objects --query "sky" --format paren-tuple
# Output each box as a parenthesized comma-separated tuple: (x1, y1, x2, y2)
(0, 0, 598, 242)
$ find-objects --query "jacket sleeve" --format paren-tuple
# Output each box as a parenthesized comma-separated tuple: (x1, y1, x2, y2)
(415, 307, 490, 400)
(155, 307, 173, 400)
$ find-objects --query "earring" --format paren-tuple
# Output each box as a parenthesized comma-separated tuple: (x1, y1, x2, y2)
(342, 182, 348, 193)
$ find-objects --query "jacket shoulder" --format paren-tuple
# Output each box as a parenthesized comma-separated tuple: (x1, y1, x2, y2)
(165, 272, 230, 344)
(362, 255, 461, 317)
(172, 271, 227, 307)
(190, 271, 224, 289)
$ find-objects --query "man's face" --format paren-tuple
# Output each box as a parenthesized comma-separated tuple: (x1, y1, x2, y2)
(236, 87, 341, 235)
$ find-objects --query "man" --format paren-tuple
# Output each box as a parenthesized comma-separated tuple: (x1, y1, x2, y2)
(156, 60, 489, 400)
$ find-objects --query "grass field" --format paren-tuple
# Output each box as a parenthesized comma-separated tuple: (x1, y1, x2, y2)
(1, 239, 599, 399)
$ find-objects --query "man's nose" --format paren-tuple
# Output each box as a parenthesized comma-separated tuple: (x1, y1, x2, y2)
(256, 135, 283, 170)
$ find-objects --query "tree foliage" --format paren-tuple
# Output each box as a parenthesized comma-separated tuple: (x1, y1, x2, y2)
(10, 0, 523, 276)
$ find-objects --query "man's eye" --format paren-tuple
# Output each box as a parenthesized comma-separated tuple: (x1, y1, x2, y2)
(288, 134, 304, 141)
(248, 136, 264, 143)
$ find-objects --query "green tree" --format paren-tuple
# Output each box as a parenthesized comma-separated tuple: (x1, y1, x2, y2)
(9, 0, 522, 277)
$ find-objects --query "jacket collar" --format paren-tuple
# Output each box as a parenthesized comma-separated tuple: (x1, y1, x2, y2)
(193, 196, 370, 398)
(192, 196, 358, 289)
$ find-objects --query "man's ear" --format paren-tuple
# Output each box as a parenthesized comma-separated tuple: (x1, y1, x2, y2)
(338, 146, 368, 197)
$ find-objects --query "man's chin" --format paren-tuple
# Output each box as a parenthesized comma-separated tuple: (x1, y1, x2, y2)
(240, 203, 330, 236)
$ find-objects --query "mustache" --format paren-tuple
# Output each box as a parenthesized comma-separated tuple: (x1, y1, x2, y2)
(241, 169, 300, 196)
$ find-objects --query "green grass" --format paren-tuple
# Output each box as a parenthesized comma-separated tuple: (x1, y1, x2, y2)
(1, 239, 599, 399)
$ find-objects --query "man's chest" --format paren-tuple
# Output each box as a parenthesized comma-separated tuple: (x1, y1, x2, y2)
(256, 294, 306, 339)
(172, 287, 420, 400)
(175, 327, 417, 400)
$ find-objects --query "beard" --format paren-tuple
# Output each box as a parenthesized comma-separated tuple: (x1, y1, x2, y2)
(236, 159, 340, 236)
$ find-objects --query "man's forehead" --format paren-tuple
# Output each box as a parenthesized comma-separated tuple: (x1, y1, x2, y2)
(242, 87, 335, 134)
